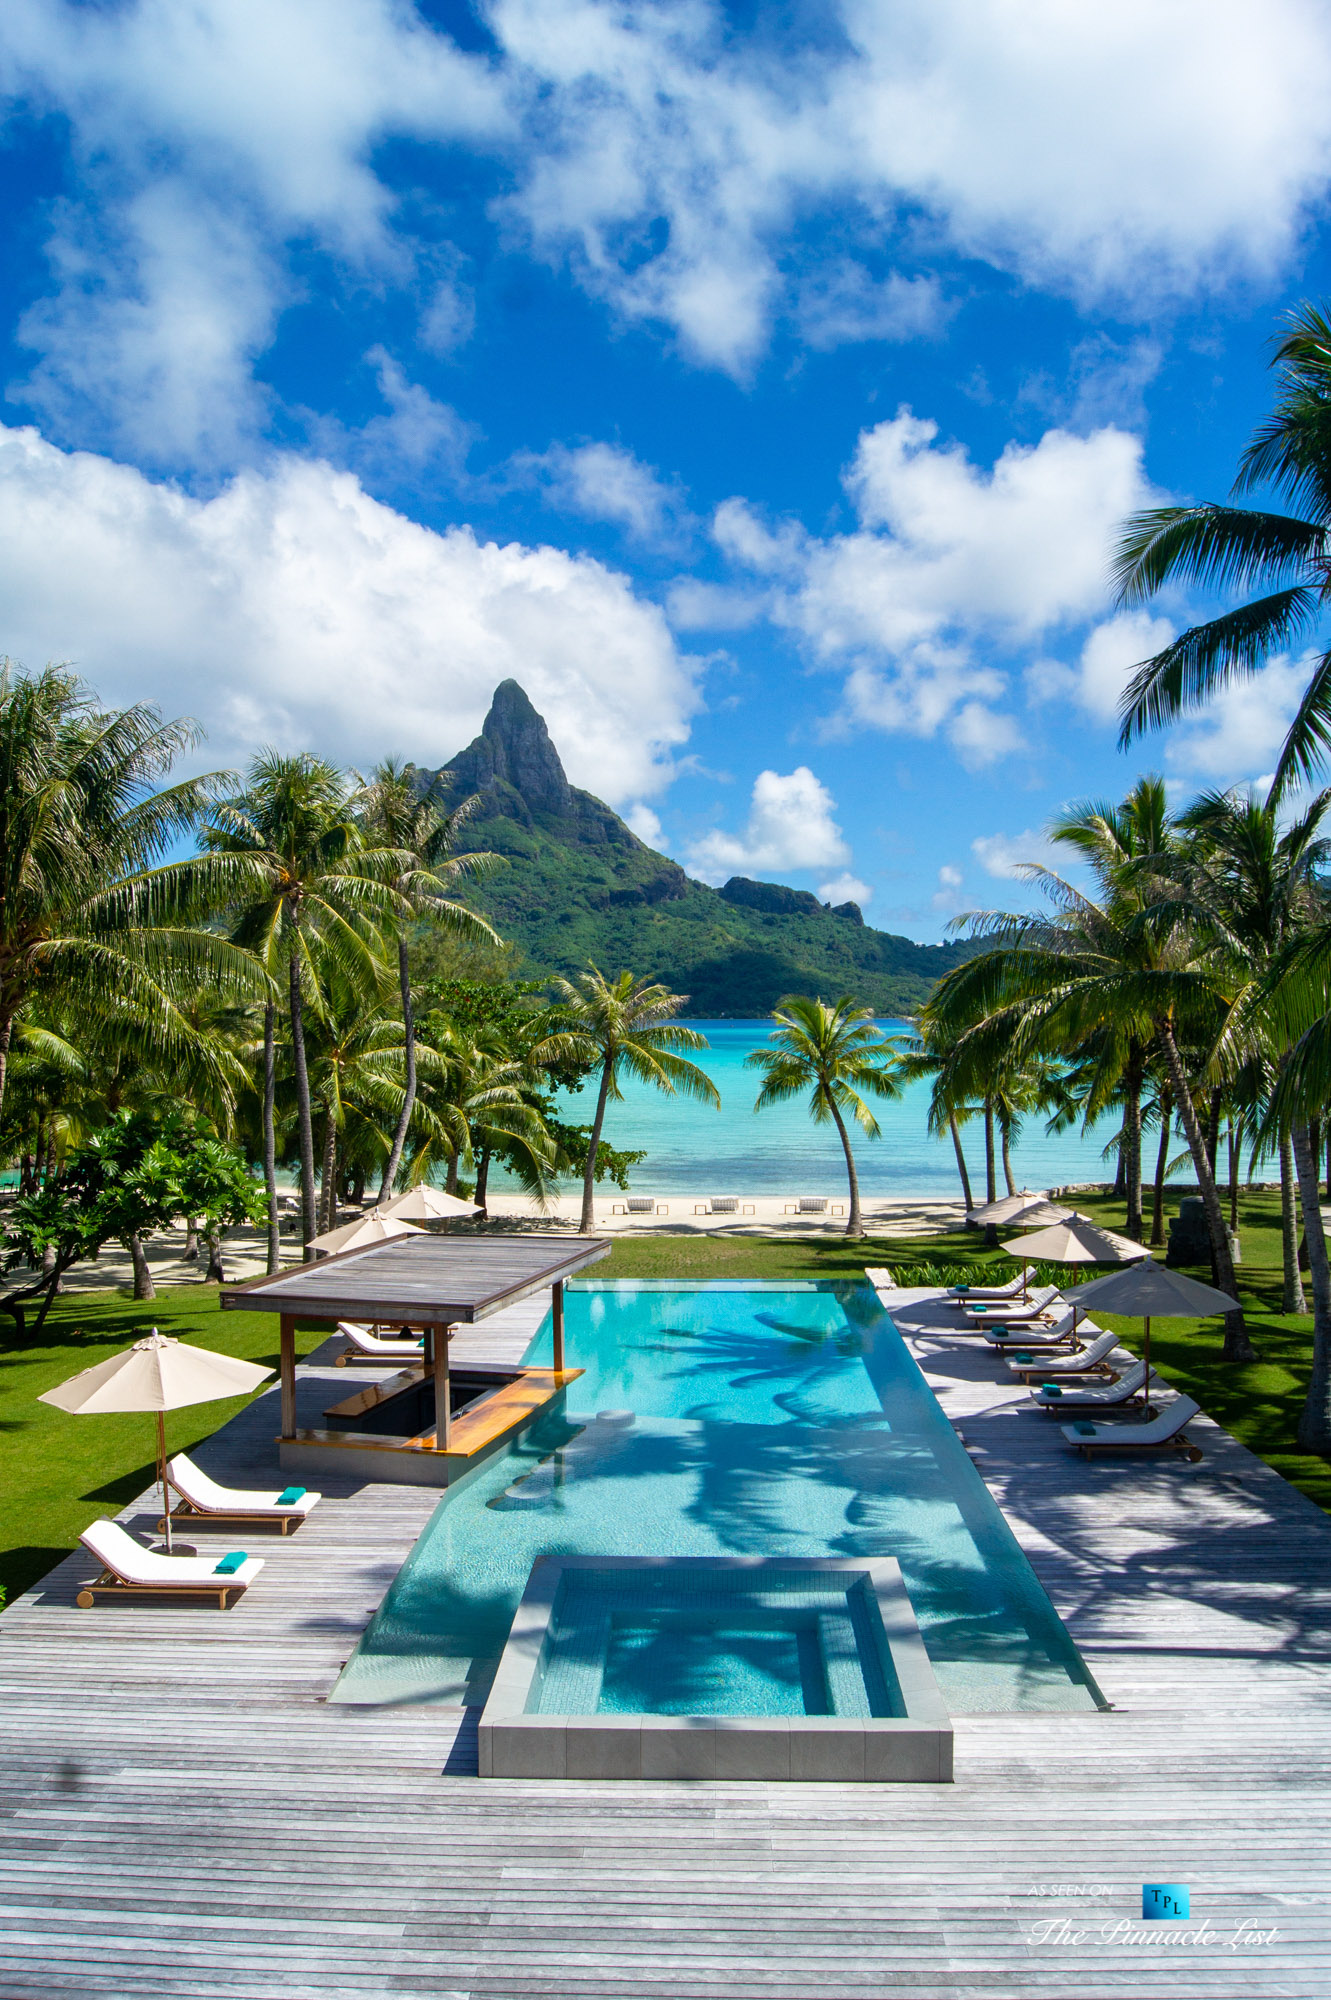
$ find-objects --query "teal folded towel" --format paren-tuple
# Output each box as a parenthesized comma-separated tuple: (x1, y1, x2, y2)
(1014, 1352, 1034, 1364)
(1041, 1383, 1063, 1397)
(1073, 1421, 1097, 1436)
(275, 1486, 306, 1506)
(214, 1551, 247, 1575)
(955, 1284, 970, 1293)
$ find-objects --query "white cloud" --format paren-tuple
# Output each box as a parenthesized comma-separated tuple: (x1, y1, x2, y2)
(309, 349, 474, 490)
(971, 829, 1061, 879)
(624, 801, 664, 846)
(712, 498, 806, 575)
(947, 702, 1027, 769)
(0, 423, 700, 802)
(931, 863, 966, 915)
(818, 872, 873, 908)
(664, 578, 766, 632)
(796, 265, 947, 351)
(515, 441, 689, 545)
(685, 766, 849, 883)
(1165, 653, 1311, 784)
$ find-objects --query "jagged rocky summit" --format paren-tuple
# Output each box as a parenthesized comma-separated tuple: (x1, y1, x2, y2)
(410, 681, 970, 1015)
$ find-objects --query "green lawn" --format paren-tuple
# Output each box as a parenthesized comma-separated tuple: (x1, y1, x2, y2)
(3, 1186, 1327, 1611)
(0, 1290, 330, 1609)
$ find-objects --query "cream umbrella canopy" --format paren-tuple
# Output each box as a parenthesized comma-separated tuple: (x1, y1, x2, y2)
(968, 1191, 1068, 1227)
(308, 1212, 424, 1254)
(40, 1331, 273, 1553)
(377, 1186, 481, 1222)
(1002, 1212, 1150, 1336)
(1066, 1260, 1240, 1420)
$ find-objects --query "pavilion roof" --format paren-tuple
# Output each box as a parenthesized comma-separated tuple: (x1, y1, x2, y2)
(218, 1231, 611, 1324)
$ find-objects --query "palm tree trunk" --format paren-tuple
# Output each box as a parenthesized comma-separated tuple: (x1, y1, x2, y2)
(1151, 1088, 1172, 1247)
(184, 1217, 199, 1260)
(319, 1107, 337, 1234)
(205, 1225, 225, 1283)
(475, 1146, 491, 1220)
(1206, 1088, 1222, 1176)
(1000, 1117, 1016, 1197)
(289, 953, 317, 1258)
(1155, 1020, 1252, 1360)
(445, 1152, 460, 1196)
(983, 1098, 996, 1204)
(1228, 1123, 1240, 1237)
(1293, 1121, 1331, 1450)
(580, 1062, 614, 1234)
(1281, 1133, 1307, 1313)
(263, 1001, 280, 1275)
(949, 1114, 973, 1210)
(0, 1013, 12, 1122)
(127, 1233, 155, 1301)
(1112, 1136, 1127, 1201)
(1124, 1066, 1144, 1241)
(377, 937, 416, 1203)
(827, 1096, 864, 1238)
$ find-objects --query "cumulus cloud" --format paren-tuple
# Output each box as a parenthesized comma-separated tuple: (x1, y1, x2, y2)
(0, 423, 700, 801)
(1026, 609, 1176, 724)
(931, 863, 966, 915)
(513, 441, 691, 546)
(308, 349, 475, 491)
(685, 766, 850, 883)
(818, 871, 873, 908)
(1164, 653, 1311, 784)
(664, 578, 766, 632)
(971, 829, 1062, 879)
(795, 265, 948, 351)
(624, 801, 664, 845)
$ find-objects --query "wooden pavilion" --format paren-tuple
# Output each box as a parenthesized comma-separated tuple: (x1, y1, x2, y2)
(220, 1231, 610, 1485)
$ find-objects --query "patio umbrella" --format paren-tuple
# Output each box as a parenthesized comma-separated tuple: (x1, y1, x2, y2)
(378, 1186, 481, 1222)
(308, 1212, 424, 1254)
(1002, 1212, 1150, 1333)
(968, 1191, 1072, 1232)
(1066, 1259, 1239, 1420)
(40, 1331, 273, 1553)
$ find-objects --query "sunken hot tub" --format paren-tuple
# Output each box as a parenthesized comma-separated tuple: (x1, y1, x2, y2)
(478, 1555, 953, 1782)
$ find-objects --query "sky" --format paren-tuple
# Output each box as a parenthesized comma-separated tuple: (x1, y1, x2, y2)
(3, 0, 1331, 939)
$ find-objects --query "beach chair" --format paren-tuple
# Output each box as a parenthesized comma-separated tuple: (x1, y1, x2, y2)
(1031, 1358, 1151, 1411)
(1005, 1329, 1119, 1380)
(785, 1195, 827, 1214)
(1063, 1395, 1203, 1461)
(612, 1196, 667, 1216)
(335, 1320, 426, 1365)
(946, 1272, 1026, 1301)
(976, 1307, 1084, 1347)
(693, 1197, 755, 1216)
(163, 1453, 322, 1534)
(76, 1518, 264, 1609)
(959, 1284, 1063, 1325)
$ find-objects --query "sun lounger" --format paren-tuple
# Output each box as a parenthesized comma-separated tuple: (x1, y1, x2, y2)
(946, 1272, 1026, 1301)
(960, 1284, 1063, 1325)
(1006, 1329, 1119, 1380)
(782, 1196, 846, 1216)
(76, 1518, 264, 1608)
(1031, 1358, 1151, 1411)
(163, 1453, 321, 1534)
(693, 1197, 756, 1216)
(612, 1197, 668, 1215)
(1063, 1395, 1203, 1461)
(335, 1320, 427, 1365)
(976, 1307, 1084, 1347)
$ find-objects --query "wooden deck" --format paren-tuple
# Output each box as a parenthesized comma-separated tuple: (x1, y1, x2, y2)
(2, 1288, 1331, 1996)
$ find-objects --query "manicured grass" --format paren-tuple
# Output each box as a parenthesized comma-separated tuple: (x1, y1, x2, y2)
(4, 1187, 1327, 1610)
(0, 1288, 330, 1609)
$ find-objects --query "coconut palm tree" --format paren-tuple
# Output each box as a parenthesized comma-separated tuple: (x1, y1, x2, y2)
(1113, 301, 1331, 799)
(354, 758, 500, 1203)
(540, 967, 719, 1233)
(0, 663, 262, 1122)
(747, 997, 903, 1239)
(203, 752, 407, 1256)
(410, 1022, 560, 1216)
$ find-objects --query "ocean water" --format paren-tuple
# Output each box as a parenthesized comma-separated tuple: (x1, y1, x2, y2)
(332, 1282, 1103, 1714)
(502, 1017, 1140, 1198)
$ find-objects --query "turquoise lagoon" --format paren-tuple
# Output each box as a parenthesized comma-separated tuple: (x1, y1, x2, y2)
(333, 1284, 1103, 1716)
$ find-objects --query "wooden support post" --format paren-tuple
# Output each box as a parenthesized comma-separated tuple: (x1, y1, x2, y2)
(433, 1324, 451, 1451)
(279, 1314, 297, 1440)
(552, 1279, 565, 1375)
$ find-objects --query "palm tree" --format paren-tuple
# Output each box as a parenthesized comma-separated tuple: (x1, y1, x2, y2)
(746, 996, 903, 1238)
(0, 663, 262, 1122)
(541, 967, 719, 1233)
(203, 752, 406, 1256)
(1114, 301, 1331, 798)
(410, 1022, 560, 1216)
(354, 758, 499, 1203)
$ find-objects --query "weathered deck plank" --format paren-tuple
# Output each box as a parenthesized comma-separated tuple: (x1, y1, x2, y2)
(2, 1288, 1330, 1996)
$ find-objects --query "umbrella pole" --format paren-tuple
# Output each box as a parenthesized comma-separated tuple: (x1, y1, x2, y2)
(1142, 1315, 1152, 1421)
(158, 1409, 173, 1554)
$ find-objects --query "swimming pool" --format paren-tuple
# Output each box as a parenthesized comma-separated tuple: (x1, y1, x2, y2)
(332, 1283, 1103, 1714)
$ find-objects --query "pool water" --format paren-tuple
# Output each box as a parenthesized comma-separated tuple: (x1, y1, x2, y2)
(332, 1284, 1104, 1714)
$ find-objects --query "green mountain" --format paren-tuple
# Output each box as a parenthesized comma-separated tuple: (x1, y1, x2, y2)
(414, 681, 973, 1017)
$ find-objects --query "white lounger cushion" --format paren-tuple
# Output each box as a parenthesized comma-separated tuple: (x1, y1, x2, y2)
(978, 1308, 1084, 1346)
(1032, 1358, 1149, 1407)
(81, 1517, 264, 1589)
(960, 1285, 1062, 1322)
(1062, 1395, 1201, 1448)
(1007, 1330, 1118, 1375)
(946, 1273, 1025, 1300)
(338, 1320, 425, 1355)
(167, 1453, 321, 1518)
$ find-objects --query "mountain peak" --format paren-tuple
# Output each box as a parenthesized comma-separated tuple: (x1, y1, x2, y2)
(445, 679, 573, 818)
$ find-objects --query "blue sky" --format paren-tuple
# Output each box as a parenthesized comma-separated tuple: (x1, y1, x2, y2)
(3, 1, 1331, 937)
